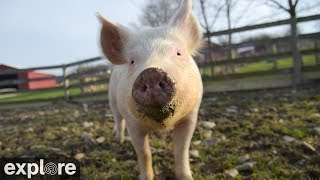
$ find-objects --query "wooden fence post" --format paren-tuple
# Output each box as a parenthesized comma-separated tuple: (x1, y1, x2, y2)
(316, 40, 320, 65)
(290, 17, 302, 87)
(272, 43, 278, 70)
(63, 65, 69, 100)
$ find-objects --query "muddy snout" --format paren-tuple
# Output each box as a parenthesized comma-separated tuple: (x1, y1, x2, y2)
(132, 68, 176, 107)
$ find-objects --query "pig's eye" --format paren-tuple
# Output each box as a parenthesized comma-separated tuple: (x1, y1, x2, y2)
(177, 51, 182, 56)
(130, 60, 135, 64)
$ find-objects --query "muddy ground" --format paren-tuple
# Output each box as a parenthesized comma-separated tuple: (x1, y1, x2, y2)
(0, 85, 319, 179)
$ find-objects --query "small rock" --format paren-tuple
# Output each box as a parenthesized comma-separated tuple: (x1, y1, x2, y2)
(202, 136, 220, 146)
(283, 135, 296, 142)
(199, 109, 206, 116)
(209, 97, 217, 101)
(25, 127, 34, 133)
(273, 150, 277, 154)
(124, 136, 131, 141)
(251, 108, 259, 112)
(301, 142, 316, 153)
(311, 113, 320, 118)
(81, 133, 95, 151)
(192, 140, 201, 146)
(112, 158, 117, 162)
(83, 121, 94, 128)
(74, 110, 80, 118)
(150, 147, 157, 153)
(313, 127, 320, 135)
(105, 113, 113, 118)
(202, 130, 212, 138)
(50, 147, 62, 152)
(278, 119, 285, 123)
(38, 111, 45, 116)
(236, 162, 256, 171)
(156, 149, 164, 153)
(96, 136, 106, 144)
(199, 121, 216, 129)
(82, 103, 88, 113)
(226, 106, 238, 113)
(225, 168, 239, 178)
(0, 141, 2, 146)
(61, 127, 68, 132)
(297, 159, 305, 166)
(189, 150, 200, 158)
(239, 154, 250, 163)
(74, 153, 85, 160)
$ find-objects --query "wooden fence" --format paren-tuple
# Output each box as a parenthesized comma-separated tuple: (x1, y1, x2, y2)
(0, 14, 320, 106)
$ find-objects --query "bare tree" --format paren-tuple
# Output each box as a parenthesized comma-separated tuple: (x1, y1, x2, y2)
(263, 0, 320, 85)
(198, 0, 224, 62)
(139, 0, 180, 27)
(196, 0, 254, 56)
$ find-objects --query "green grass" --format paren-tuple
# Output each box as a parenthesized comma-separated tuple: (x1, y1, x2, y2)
(0, 87, 81, 103)
(237, 55, 316, 73)
(199, 55, 317, 77)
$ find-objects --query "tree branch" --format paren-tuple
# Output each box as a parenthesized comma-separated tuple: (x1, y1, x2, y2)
(267, 0, 290, 12)
(234, 0, 255, 26)
(209, 3, 225, 29)
(294, 0, 300, 8)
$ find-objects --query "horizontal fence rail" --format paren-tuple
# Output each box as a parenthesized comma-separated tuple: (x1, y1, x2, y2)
(208, 14, 320, 37)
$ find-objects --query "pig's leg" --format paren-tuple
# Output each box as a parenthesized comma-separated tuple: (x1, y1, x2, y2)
(126, 120, 154, 180)
(112, 112, 125, 143)
(173, 108, 199, 180)
(109, 96, 125, 143)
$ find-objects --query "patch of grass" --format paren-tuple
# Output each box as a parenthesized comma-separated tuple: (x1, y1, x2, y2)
(0, 87, 81, 103)
(237, 55, 316, 74)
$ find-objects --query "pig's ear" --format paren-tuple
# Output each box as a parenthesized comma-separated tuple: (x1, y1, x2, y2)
(97, 13, 127, 64)
(169, 0, 202, 54)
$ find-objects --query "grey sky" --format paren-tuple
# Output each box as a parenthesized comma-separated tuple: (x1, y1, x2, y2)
(0, 0, 144, 69)
(0, 0, 319, 70)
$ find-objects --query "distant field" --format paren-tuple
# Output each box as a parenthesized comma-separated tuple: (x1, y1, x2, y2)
(199, 55, 317, 77)
(0, 86, 108, 103)
(237, 55, 316, 73)
(0, 87, 79, 103)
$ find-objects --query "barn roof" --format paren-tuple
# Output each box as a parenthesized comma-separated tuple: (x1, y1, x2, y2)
(0, 64, 19, 70)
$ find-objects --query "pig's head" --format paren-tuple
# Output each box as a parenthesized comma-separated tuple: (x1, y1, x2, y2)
(98, 0, 203, 129)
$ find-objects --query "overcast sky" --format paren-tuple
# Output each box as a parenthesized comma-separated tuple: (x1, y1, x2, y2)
(0, 0, 145, 69)
(0, 0, 319, 71)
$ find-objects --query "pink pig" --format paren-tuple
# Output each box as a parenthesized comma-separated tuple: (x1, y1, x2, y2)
(98, 0, 202, 179)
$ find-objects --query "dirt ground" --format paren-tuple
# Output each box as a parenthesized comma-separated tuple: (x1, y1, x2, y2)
(0, 85, 319, 179)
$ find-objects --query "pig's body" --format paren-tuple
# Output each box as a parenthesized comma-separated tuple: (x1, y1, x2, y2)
(99, 0, 203, 179)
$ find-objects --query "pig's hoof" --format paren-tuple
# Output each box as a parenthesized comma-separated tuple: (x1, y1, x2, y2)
(132, 67, 175, 107)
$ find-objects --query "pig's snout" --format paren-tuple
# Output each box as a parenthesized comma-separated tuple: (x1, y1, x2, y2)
(132, 68, 175, 107)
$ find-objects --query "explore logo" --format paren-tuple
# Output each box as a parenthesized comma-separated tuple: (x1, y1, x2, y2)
(0, 158, 80, 179)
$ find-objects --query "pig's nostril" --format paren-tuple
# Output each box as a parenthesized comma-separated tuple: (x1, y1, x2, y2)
(159, 82, 165, 89)
(142, 85, 147, 92)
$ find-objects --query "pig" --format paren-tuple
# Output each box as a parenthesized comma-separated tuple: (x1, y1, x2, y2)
(97, 0, 202, 179)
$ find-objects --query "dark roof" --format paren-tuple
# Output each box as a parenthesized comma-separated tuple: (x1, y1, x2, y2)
(0, 64, 19, 70)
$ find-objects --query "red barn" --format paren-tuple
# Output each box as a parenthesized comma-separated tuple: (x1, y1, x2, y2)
(0, 64, 57, 90)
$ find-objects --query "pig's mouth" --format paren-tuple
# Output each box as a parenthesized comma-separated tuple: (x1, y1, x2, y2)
(135, 101, 178, 124)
